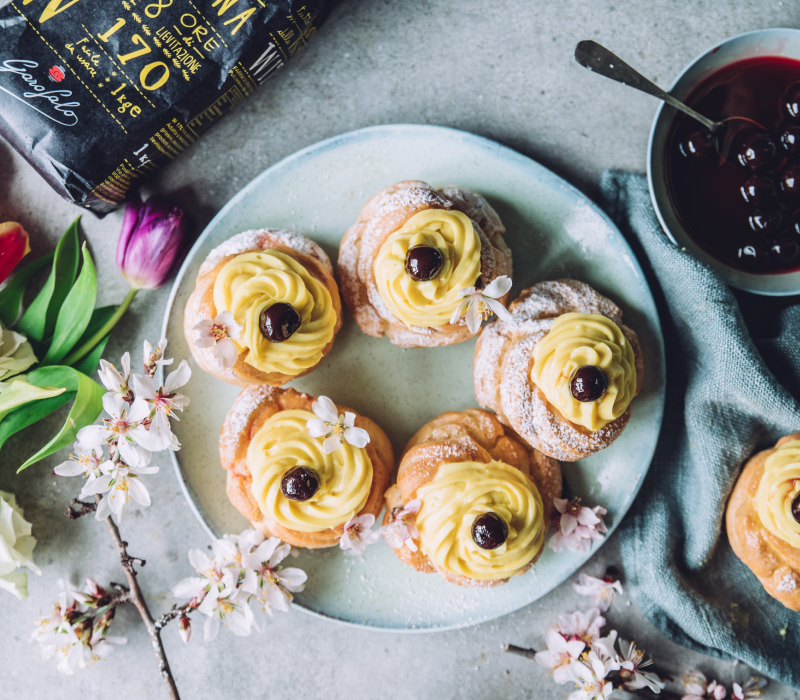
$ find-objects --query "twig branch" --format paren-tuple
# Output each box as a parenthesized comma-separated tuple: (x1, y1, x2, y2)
(155, 602, 194, 632)
(67, 498, 97, 520)
(98, 495, 181, 700)
(504, 644, 538, 660)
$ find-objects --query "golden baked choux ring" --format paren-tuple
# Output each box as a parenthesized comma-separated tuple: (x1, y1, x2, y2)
(382, 409, 561, 587)
(220, 386, 394, 549)
(474, 279, 644, 461)
(337, 180, 513, 348)
(185, 228, 342, 386)
(727, 433, 800, 611)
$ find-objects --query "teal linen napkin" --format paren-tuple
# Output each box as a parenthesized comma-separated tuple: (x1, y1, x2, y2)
(599, 171, 800, 689)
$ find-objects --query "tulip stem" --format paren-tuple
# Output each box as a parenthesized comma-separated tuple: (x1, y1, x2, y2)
(63, 286, 139, 368)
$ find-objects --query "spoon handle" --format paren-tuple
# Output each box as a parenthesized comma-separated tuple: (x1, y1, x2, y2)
(574, 40, 717, 131)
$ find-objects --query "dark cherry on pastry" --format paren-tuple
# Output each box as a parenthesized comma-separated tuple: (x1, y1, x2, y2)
(280, 466, 320, 501)
(404, 245, 444, 281)
(472, 513, 509, 550)
(792, 492, 800, 524)
(570, 365, 609, 402)
(260, 302, 302, 343)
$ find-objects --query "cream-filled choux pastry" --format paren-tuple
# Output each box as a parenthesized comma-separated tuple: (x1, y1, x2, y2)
(220, 386, 394, 549)
(727, 434, 800, 611)
(185, 228, 342, 386)
(337, 181, 513, 348)
(474, 279, 644, 461)
(382, 409, 561, 587)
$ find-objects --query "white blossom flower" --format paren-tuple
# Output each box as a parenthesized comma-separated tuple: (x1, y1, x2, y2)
(573, 573, 623, 612)
(568, 650, 618, 700)
(199, 586, 255, 642)
(0, 490, 39, 599)
(683, 670, 709, 700)
(380, 499, 421, 552)
(54, 442, 107, 495)
(549, 498, 608, 553)
(84, 460, 158, 521)
(76, 393, 153, 465)
(339, 514, 381, 554)
(617, 639, 665, 693)
(556, 609, 606, 646)
(590, 629, 618, 664)
(239, 535, 307, 614)
(130, 359, 191, 451)
(449, 275, 512, 333)
(193, 311, 242, 369)
(31, 579, 124, 675)
(143, 338, 173, 376)
(97, 353, 131, 399)
(535, 627, 585, 684)
(0, 321, 37, 381)
(306, 396, 370, 454)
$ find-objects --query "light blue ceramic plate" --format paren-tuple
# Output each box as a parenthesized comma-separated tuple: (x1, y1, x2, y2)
(161, 124, 666, 631)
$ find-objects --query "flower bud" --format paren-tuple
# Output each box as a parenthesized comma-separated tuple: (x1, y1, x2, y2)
(179, 614, 191, 644)
(94, 607, 115, 636)
(0, 222, 31, 285)
(116, 195, 185, 290)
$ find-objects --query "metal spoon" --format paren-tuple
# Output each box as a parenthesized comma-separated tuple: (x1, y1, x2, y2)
(573, 40, 764, 138)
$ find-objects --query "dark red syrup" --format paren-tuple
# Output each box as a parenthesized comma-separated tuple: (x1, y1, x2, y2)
(666, 56, 800, 274)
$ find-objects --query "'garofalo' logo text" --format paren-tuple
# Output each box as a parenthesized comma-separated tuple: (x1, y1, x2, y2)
(0, 59, 79, 126)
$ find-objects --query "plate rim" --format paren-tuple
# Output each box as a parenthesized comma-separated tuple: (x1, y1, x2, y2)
(160, 123, 666, 632)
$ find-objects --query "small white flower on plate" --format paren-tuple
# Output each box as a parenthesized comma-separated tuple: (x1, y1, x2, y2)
(339, 514, 381, 554)
(306, 396, 370, 454)
(449, 275, 512, 333)
(193, 311, 243, 369)
(380, 499, 421, 552)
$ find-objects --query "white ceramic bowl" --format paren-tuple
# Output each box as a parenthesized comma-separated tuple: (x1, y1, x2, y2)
(648, 28, 800, 296)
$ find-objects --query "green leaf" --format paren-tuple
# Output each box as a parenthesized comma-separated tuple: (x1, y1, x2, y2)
(0, 380, 66, 422)
(17, 218, 80, 343)
(41, 243, 97, 365)
(0, 365, 104, 471)
(0, 393, 73, 453)
(0, 252, 54, 327)
(73, 334, 110, 377)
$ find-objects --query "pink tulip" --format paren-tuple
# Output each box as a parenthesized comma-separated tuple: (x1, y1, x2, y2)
(116, 195, 185, 290)
(0, 221, 31, 284)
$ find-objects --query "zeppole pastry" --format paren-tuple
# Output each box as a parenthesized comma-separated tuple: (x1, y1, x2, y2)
(338, 180, 513, 348)
(474, 279, 644, 461)
(185, 229, 342, 386)
(220, 386, 394, 549)
(726, 434, 800, 611)
(382, 409, 561, 587)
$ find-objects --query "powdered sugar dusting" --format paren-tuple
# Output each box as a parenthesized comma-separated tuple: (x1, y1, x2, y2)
(220, 385, 278, 462)
(777, 572, 798, 592)
(200, 228, 329, 277)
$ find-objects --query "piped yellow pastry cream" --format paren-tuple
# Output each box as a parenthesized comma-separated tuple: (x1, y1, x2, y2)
(373, 209, 481, 328)
(213, 250, 337, 376)
(414, 460, 545, 581)
(531, 312, 637, 431)
(756, 439, 800, 548)
(246, 409, 373, 532)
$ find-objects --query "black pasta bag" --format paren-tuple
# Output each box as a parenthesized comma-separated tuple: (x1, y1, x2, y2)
(0, 0, 334, 214)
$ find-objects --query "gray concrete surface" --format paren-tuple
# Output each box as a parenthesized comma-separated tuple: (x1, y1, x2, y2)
(1, 1, 798, 698)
